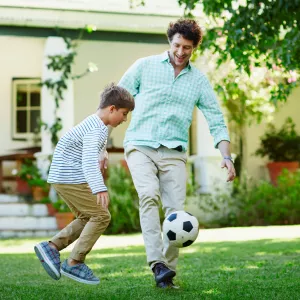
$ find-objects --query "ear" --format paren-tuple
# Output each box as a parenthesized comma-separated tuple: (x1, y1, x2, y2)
(109, 105, 116, 113)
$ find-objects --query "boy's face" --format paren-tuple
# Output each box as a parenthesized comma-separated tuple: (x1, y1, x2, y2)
(169, 33, 194, 68)
(109, 107, 130, 127)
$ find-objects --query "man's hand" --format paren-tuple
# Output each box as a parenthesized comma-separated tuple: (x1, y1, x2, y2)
(221, 159, 236, 182)
(99, 150, 108, 174)
(97, 191, 110, 209)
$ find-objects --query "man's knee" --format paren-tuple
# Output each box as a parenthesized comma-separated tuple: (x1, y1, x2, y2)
(138, 187, 160, 208)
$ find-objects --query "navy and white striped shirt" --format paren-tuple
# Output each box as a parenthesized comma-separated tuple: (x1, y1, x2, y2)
(48, 114, 108, 194)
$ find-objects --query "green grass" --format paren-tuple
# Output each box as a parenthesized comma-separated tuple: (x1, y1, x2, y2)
(0, 236, 299, 299)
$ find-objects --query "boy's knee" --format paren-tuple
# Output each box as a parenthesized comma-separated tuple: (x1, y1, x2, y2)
(91, 209, 111, 227)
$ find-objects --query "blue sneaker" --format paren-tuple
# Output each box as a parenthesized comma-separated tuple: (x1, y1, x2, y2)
(34, 241, 61, 280)
(61, 259, 100, 285)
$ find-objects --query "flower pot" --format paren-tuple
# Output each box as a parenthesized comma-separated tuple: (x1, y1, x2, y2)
(16, 178, 31, 196)
(55, 212, 74, 230)
(267, 161, 299, 185)
(46, 203, 57, 216)
(32, 186, 49, 202)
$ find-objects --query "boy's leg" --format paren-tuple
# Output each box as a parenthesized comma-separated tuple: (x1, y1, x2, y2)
(51, 183, 111, 262)
(125, 145, 175, 284)
(157, 147, 187, 272)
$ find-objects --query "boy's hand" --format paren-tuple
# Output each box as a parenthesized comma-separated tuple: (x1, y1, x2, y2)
(97, 191, 110, 209)
(99, 150, 108, 174)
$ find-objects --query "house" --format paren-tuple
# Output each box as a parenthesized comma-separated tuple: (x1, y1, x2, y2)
(0, 1, 299, 196)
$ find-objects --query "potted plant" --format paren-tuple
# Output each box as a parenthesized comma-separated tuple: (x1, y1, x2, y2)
(17, 159, 49, 201)
(53, 199, 74, 229)
(40, 197, 57, 216)
(255, 117, 300, 185)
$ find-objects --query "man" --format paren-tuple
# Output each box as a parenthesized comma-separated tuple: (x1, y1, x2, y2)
(103, 19, 236, 288)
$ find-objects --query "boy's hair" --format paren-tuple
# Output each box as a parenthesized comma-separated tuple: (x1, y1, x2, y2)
(98, 83, 135, 111)
(167, 18, 203, 48)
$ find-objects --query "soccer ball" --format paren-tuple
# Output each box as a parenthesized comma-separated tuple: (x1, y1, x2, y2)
(163, 211, 199, 248)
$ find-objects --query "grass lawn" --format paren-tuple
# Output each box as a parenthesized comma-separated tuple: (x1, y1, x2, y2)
(0, 227, 299, 300)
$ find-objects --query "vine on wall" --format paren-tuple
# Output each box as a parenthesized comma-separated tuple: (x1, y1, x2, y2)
(41, 26, 98, 147)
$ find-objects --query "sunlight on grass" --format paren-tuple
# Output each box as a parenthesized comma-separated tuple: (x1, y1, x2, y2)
(202, 288, 221, 295)
(219, 265, 237, 272)
(90, 252, 145, 259)
(255, 252, 267, 256)
(105, 270, 149, 278)
(89, 262, 105, 269)
(181, 247, 198, 254)
(246, 265, 259, 269)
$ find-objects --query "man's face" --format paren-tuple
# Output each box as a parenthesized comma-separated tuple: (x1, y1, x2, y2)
(169, 33, 194, 68)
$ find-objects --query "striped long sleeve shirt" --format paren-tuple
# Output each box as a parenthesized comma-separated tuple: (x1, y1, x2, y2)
(47, 114, 108, 194)
(119, 51, 230, 151)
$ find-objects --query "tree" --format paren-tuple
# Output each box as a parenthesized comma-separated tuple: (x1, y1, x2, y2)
(178, 0, 299, 103)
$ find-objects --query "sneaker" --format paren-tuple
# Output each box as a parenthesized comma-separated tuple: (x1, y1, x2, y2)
(152, 263, 176, 284)
(34, 241, 61, 280)
(61, 259, 100, 285)
(157, 278, 180, 289)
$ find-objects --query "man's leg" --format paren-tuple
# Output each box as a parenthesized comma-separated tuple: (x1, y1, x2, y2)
(157, 147, 187, 272)
(125, 146, 165, 266)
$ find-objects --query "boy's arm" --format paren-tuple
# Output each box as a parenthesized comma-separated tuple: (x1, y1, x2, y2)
(82, 128, 108, 194)
(99, 126, 112, 174)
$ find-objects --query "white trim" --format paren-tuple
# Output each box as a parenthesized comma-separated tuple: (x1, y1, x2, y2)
(12, 78, 41, 140)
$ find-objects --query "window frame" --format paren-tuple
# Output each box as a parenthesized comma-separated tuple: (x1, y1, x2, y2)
(12, 78, 42, 141)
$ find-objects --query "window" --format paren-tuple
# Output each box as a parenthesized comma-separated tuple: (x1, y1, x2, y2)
(12, 78, 41, 140)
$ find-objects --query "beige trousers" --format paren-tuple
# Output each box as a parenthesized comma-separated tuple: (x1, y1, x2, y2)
(125, 145, 187, 271)
(51, 183, 111, 262)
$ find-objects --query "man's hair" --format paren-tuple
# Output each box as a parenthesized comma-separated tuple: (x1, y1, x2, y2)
(167, 19, 203, 48)
(98, 83, 135, 111)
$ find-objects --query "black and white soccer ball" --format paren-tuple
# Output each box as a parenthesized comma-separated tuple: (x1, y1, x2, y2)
(163, 210, 199, 248)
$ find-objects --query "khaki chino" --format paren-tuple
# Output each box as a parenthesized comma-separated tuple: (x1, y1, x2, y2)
(125, 145, 187, 271)
(51, 183, 111, 262)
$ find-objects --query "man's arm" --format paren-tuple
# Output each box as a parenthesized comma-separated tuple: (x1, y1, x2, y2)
(196, 75, 236, 182)
(99, 59, 144, 173)
(217, 140, 236, 182)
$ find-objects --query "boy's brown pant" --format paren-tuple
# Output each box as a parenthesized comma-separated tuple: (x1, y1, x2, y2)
(50, 183, 111, 262)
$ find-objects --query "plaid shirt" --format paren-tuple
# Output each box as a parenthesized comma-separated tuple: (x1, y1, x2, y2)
(119, 51, 230, 151)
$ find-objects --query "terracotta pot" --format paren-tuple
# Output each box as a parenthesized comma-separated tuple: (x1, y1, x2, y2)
(55, 212, 74, 230)
(32, 186, 49, 201)
(46, 203, 57, 216)
(16, 178, 31, 196)
(267, 161, 299, 185)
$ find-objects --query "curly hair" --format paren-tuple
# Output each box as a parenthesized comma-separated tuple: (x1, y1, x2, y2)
(167, 19, 203, 48)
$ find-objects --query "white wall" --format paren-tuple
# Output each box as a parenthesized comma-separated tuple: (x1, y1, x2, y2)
(73, 40, 168, 149)
(245, 86, 300, 180)
(0, 35, 45, 154)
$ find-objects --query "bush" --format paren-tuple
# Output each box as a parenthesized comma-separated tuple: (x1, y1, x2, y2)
(189, 170, 300, 227)
(105, 164, 140, 234)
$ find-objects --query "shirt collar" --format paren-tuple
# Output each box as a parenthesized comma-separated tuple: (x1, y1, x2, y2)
(160, 51, 191, 70)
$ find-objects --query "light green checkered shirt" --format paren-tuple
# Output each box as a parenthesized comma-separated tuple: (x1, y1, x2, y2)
(119, 51, 230, 151)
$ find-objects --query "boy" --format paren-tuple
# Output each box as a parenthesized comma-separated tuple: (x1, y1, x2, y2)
(34, 83, 134, 285)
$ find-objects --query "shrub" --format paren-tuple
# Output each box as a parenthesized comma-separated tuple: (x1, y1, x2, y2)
(189, 170, 300, 227)
(105, 164, 140, 234)
(255, 117, 300, 162)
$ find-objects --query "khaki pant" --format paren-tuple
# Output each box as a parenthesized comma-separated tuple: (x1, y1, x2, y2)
(125, 145, 187, 271)
(50, 183, 111, 262)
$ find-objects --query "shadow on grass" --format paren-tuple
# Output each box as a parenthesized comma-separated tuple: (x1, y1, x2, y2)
(0, 238, 299, 299)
